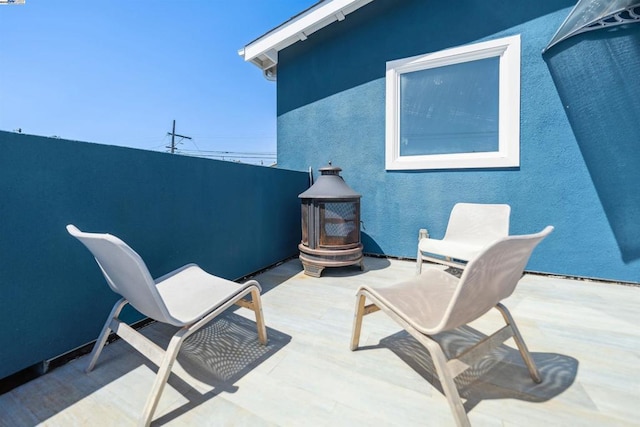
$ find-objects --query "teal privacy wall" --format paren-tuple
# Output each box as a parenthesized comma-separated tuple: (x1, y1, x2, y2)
(276, 0, 640, 283)
(0, 131, 308, 380)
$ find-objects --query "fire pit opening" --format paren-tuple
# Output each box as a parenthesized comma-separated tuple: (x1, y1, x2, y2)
(298, 164, 364, 277)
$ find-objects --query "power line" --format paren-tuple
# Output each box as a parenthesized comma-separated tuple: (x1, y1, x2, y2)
(179, 149, 276, 156)
(185, 135, 276, 140)
(184, 154, 276, 160)
(178, 150, 276, 165)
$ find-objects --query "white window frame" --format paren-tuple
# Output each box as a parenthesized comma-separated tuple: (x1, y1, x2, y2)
(385, 34, 521, 170)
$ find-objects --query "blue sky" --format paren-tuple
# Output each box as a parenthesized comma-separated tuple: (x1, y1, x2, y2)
(0, 0, 317, 164)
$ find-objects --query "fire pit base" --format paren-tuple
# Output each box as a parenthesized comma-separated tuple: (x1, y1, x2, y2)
(299, 243, 364, 277)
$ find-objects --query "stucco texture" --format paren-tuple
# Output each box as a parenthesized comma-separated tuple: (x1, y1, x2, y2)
(276, 0, 640, 282)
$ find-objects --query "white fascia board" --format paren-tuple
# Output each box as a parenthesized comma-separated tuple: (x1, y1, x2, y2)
(241, 0, 374, 71)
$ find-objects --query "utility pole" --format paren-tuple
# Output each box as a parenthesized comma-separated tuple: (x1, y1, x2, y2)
(166, 120, 192, 154)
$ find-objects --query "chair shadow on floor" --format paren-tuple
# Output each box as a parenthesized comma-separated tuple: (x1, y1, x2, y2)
(376, 325, 577, 413)
(126, 312, 291, 425)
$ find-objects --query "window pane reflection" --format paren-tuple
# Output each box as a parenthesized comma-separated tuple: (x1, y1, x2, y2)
(399, 57, 500, 156)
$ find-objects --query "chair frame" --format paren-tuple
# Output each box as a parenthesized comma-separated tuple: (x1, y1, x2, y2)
(353, 226, 552, 427)
(68, 225, 267, 427)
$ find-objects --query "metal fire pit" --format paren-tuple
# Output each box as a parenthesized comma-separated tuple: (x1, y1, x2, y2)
(298, 164, 364, 277)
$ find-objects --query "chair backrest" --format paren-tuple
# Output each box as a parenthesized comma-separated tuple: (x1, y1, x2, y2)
(444, 203, 511, 245)
(438, 226, 553, 332)
(67, 224, 174, 324)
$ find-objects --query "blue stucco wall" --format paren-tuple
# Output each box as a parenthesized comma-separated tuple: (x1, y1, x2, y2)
(0, 131, 308, 380)
(545, 25, 640, 264)
(276, 0, 640, 282)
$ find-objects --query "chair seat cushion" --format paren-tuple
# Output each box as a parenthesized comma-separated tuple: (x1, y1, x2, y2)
(418, 238, 485, 262)
(360, 268, 459, 335)
(155, 264, 254, 325)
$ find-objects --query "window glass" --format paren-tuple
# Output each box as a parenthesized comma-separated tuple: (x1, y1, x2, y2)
(399, 57, 499, 156)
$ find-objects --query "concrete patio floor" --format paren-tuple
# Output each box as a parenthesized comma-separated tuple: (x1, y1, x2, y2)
(1, 256, 638, 426)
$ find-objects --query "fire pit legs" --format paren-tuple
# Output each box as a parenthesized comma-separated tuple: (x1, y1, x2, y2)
(299, 243, 364, 277)
(300, 262, 325, 278)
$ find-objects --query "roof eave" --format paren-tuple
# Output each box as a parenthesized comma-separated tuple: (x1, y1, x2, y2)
(239, 0, 375, 80)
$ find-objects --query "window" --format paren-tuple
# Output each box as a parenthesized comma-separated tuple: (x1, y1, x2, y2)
(385, 35, 521, 170)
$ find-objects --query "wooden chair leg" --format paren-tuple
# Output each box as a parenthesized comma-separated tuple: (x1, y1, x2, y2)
(136, 285, 267, 426)
(350, 294, 367, 351)
(416, 228, 429, 275)
(139, 331, 187, 427)
(250, 287, 268, 345)
(368, 292, 470, 427)
(86, 298, 128, 373)
(496, 303, 541, 383)
(421, 337, 471, 427)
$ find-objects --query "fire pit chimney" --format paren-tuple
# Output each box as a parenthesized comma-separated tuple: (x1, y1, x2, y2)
(298, 163, 364, 277)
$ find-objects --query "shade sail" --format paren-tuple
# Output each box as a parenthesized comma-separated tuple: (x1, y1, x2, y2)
(545, 0, 640, 52)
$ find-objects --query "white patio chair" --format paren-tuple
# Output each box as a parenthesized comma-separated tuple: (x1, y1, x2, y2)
(67, 224, 267, 427)
(417, 203, 511, 273)
(352, 226, 553, 427)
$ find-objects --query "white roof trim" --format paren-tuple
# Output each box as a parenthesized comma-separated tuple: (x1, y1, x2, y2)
(239, 0, 375, 79)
